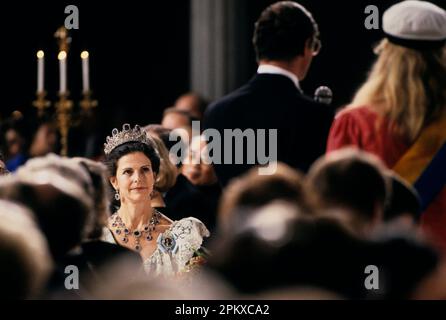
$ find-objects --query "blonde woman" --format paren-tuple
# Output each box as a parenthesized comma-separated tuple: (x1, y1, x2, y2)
(326, 1, 446, 253)
(146, 133, 178, 209)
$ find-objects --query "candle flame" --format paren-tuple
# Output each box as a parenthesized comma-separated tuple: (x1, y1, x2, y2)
(81, 51, 89, 59)
(37, 50, 44, 59)
(58, 51, 67, 60)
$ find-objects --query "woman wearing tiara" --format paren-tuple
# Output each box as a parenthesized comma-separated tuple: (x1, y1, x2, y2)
(101, 124, 210, 277)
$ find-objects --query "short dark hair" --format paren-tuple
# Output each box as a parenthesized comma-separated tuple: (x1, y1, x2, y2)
(219, 163, 312, 230)
(208, 214, 368, 296)
(0, 181, 90, 260)
(253, 1, 318, 61)
(105, 141, 160, 177)
(74, 158, 111, 240)
(175, 92, 209, 117)
(384, 174, 421, 222)
(307, 149, 389, 222)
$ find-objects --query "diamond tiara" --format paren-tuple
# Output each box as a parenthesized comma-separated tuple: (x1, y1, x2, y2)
(103, 124, 153, 155)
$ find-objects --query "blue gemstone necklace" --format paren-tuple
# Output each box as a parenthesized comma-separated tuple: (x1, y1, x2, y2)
(110, 210, 161, 251)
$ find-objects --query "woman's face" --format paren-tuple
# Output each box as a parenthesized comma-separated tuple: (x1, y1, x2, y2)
(110, 152, 155, 204)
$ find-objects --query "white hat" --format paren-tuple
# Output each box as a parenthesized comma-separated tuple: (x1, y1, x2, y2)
(383, 1, 446, 49)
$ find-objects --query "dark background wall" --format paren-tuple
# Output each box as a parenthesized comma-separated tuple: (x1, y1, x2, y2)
(1, 0, 445, 136)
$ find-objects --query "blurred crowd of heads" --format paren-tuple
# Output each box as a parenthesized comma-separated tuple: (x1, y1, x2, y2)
(0, 84, 440, 299)
(0, 139, 441, 299)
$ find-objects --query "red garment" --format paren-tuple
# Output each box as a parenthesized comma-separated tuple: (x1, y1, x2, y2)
(327, 106, 446, 254)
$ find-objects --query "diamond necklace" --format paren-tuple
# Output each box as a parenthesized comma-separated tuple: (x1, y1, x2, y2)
(110, 209, 161, 251)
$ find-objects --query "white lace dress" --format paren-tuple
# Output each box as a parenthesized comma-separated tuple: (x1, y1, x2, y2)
(102, 216, 210, 277)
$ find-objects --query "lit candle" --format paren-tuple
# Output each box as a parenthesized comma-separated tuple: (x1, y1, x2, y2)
(81, 51, 90, 92)
(37, 50, 44, 93)
(58, 51, 67, 94)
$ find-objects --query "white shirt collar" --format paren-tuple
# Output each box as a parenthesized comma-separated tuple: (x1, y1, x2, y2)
(257, 64, 302, 92)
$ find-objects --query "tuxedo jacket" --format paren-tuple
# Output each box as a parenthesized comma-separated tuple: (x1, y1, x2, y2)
(204, 73, 334, 187)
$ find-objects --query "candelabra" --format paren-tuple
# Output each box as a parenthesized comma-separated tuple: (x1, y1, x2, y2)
(32, 26, 97, 157)
(54, 26, 71, 53)
(55, 92, 73, 156)
(32, 90, 51, 117)
(80, 90, 98, 115)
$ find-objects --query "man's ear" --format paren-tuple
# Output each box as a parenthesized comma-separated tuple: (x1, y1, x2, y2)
(109, 176, 118, 190)
(304, 38, 313, 55)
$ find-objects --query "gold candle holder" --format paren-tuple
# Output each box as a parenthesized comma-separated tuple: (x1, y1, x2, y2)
(32, 91, 51, 117)
(54, 26, 71, 54)
(80, 90, 98, 114)
(55, 91, 73, 156)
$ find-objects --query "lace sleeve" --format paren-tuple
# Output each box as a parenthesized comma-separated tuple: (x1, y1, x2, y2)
(168, 217, 210, 267)
(100, 227, 116, 244)
(143, 217, 210, 276)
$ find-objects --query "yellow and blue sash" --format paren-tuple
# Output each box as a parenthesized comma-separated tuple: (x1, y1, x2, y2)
(392, 115, 446, 212)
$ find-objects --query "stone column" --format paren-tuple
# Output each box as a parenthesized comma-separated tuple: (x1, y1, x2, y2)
(190, 0, 250, 101)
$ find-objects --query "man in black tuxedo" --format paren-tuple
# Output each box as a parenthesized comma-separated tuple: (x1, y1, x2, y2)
(204, 1, 334, 187)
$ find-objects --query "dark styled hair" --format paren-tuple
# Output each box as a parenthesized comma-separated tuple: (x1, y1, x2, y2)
(307, 149, 389, 222)
(175, 92, 209, 117)
(73, 158, 111, 240)
(0, 181, 90, 260)
(253, 1, 318, 61)
(208, 214, 369, 297)
(219, 163, 312, 231)
(105, 141, 160, 177)
(384, 174, 421, 222)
